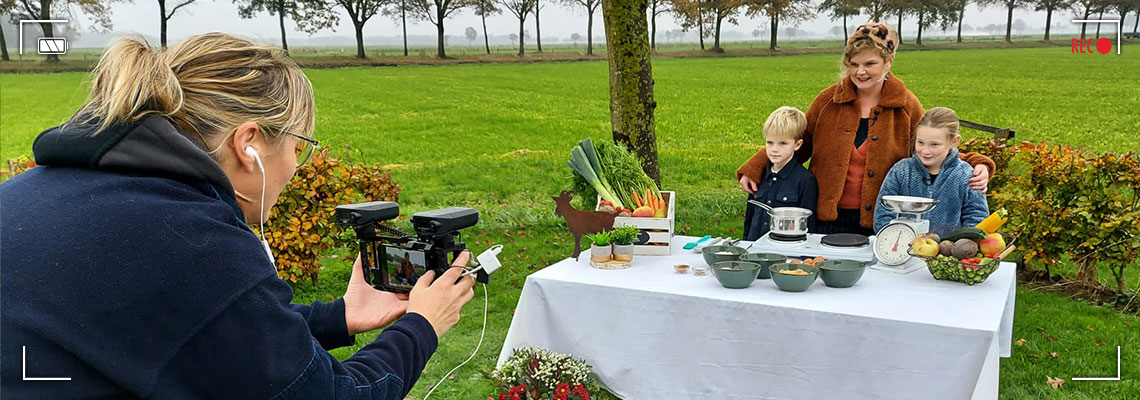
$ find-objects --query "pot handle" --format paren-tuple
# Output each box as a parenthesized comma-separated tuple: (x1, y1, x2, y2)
(747, 199, 774, 213)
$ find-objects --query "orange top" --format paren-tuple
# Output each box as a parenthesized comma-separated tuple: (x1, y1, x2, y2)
(838, 143, 870, 209)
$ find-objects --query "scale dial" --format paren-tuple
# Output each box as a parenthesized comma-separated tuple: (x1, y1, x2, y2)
(874, 223, 918, 266)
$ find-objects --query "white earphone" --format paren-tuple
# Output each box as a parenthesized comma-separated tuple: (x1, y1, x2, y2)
(245, 145, 273, 264)
(244, 145, 264, 172)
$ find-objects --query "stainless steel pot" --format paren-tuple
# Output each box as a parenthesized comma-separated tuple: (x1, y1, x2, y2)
(749, 200, 812, 236)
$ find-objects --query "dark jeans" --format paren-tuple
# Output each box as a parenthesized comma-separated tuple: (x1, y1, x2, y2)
(816, 208, 875, 236)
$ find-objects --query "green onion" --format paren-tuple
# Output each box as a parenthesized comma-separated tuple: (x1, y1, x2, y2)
(568, 144, 623, 208)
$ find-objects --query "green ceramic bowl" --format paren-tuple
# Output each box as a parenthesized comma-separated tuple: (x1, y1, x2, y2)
(702, 245, 747, 268)
(816, 259, 868, 288)
(739, 253, 787, 279)
(768, 263, 820, 292)
(710, 261, 763, 289)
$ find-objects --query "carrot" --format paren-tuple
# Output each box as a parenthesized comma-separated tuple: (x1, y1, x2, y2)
(632, 191, 643, 208)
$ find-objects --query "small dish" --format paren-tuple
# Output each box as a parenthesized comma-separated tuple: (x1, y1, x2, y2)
(691, 265, 709, 276)
(674, 264, 690, 274)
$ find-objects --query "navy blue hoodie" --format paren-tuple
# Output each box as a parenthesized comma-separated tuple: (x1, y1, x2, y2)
(1, 116, 439, 399)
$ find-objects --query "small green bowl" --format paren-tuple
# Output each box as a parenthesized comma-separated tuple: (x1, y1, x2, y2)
(702, 245, 747, 268)
(739, 253, 787, 279)
(710, 261, 763, 289)
(768, 263, 820, 292)
(816, 259, 868, 288)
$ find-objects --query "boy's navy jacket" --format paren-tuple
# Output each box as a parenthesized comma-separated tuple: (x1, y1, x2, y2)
(743, 161, 819, 241)
(873, 148, 990, 232)
(1, 116, 438, 399)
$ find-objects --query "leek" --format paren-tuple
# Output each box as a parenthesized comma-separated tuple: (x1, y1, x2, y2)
(568, 145, 623, 209)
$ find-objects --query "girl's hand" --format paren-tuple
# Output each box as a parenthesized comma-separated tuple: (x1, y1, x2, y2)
(969, 165, 990, 193)
(739, 175, 759, 194)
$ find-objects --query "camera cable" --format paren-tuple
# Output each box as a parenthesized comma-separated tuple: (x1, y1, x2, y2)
(422, 282, 489, 400)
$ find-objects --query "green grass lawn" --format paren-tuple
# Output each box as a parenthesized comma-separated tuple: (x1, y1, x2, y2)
(3, 46, 1139, 398)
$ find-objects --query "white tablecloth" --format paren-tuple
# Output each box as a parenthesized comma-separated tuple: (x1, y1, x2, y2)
(498, 235, 1016, 400)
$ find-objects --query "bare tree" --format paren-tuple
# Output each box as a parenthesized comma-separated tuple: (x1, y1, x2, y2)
(564, 0, 601, 54)
(746, 0, 813, 50)
(649, 0, 670, 50)
(472, 0, 499, 54)
(818, 0, 860, 44)
(946, 0, 972, 42)
(237, 0, 338, 52)
(412, 0, 469, 58)
(331, 0, 385, 58)
(382, 0, 418, 56)
(533, 0, 543, 52)
(157, 0, 200, 47)
(670, 0, 709, 49)
(1031, 0, 1069, 40)
(498, 0, 535, 56)
(979, 0, 1027, 42)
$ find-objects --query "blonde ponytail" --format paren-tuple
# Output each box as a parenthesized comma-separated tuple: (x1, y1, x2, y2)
(69, 38, 184, 134)
(67, 33, 315, 151)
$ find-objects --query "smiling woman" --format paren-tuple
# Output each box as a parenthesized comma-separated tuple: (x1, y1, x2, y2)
(736, 22, 996, 236)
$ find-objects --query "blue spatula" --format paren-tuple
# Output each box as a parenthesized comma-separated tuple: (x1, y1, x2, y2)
(683, 235, 712, 250)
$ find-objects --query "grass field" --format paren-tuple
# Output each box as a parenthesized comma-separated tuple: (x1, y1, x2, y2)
(2, 46, 1139, 398)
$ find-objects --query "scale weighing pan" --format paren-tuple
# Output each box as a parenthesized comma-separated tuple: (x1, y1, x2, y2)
(880, 195, 939, 215)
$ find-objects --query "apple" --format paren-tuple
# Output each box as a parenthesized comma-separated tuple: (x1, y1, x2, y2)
(979, 233, 1006, 255)
(631, 206, 655, 218)
(912, 238, 941, 257)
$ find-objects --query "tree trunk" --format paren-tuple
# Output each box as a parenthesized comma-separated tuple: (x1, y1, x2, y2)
(957, 8, 964, 43)
(159, 0, 169, 48)
(1005, 6, 1013, 42)
(917, 11, 924, 45)
(713, 14, 723, 51)
(698, 12, 705, 49)
(600, 0, 660, 186)
(897, 12, 903, 44)
(436, 14, 446, 58)
(1044, 8, 1053, 41)
(278, 0, 289, 52)
(354, 22, 366, 59)
(650, 2, 657, 50)
(482, 13, 491, 54)
(534, 1, 543, 52)
(37, 20, 59, 62)
(518, 17, 526, 56)
(587, 10, 595, 55)
(1, 21, 10, 61)
(1095, 10, 1103, 39)
(402, 0, 409, 56)
(769, 12, 779, 50)
(1134, 10, 1139, 34)
(1081, 9, 1090, 38)
(842, 14, 848, 45)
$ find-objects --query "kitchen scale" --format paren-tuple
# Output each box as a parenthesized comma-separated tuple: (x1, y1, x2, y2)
(871, 195, 939, 274)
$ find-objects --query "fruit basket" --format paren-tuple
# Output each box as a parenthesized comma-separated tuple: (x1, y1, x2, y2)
(908, 229, 1016, 285)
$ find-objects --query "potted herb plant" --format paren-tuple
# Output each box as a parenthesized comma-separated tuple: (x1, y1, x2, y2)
(585, 231, 612, 263)
(611, 226, 639, 262)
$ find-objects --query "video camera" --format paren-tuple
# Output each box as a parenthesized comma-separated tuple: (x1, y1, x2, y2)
(335, 201, 491, 293)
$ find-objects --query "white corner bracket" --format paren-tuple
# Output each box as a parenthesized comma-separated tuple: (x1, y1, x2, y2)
(1071, 346, 1122, 381)
(18, 19, 69, 55)
(1072, 19, 1122, 55)
(22, 346, 71, 381)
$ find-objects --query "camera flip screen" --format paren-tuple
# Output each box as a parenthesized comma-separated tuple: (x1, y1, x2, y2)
(381, 247, 429, 290)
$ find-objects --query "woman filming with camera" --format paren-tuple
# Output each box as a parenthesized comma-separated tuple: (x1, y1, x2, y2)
(1, 33, 474, 399)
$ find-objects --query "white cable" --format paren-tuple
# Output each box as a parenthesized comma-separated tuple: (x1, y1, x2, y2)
(422, 282, 489, 400)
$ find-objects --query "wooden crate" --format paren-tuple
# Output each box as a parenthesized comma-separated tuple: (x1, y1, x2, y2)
(596, 191, 675, 255)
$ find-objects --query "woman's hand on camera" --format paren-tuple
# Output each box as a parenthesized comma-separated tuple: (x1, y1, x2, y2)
(407, 251, 476, 339)
(969, 164, 990, 193)
(343, 254, 411, 335)
(739, 175, 758, 194)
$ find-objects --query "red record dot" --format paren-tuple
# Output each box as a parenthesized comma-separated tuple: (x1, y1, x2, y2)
(1096, 38, 1112, 54)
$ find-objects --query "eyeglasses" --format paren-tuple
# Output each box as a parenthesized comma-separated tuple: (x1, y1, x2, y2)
(285, 132, 320, 166)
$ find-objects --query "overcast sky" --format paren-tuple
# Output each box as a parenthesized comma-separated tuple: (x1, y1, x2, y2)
(38, 1, 1136, 47)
